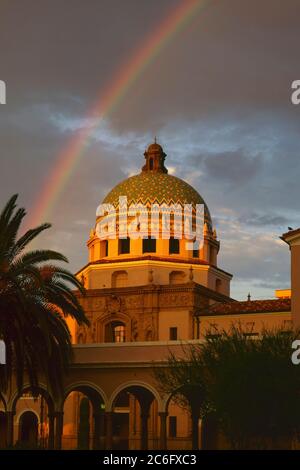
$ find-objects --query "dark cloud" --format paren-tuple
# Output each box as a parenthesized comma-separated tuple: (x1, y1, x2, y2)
(0, 0, 300, 299)
(203, 150, 262, 184)
(237, 213, 290, 227)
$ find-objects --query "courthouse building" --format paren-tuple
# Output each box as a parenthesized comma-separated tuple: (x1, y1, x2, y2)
(0, 142, 296, 449)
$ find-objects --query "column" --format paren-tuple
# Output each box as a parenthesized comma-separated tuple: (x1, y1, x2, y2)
(105, 412, 113, 450)
(54, 411, 64, 450)
(48, 413, 55, 450)
(6, 411, 14, 447)
(191, 412, 200, 450)
(159, 412, 168, 450)
(93, 411, 103, 450)
(140, 411, 150, 450)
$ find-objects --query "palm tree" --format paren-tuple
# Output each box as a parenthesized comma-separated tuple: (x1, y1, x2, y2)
(0, 194, 89, 398)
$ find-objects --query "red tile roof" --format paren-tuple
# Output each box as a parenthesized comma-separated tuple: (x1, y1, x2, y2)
(203, 298, 291, 316)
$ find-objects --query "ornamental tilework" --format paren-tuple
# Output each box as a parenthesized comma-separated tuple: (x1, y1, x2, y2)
(103, 172, 212, 226)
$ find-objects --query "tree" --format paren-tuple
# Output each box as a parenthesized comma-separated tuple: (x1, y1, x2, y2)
(154, 344, 208, 449)
(203, 327, 300, 449)
(0, 194, 89, 398)
(154, 327, 300, 449)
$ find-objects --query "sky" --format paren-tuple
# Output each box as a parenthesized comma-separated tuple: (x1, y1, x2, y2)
(1, 0, 300, 300)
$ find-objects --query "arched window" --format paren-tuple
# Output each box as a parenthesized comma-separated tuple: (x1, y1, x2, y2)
(105, 321, 126, 343)
(169, 271, 185, 285)
(112, 271, 128, 288)
(18, 411, 38, 447)
(149, 158, 154, 170)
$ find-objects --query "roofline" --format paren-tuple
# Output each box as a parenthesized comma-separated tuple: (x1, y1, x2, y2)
(76, 255, 233, 278)
(201, 298, 291, 316)
(75, 280, 234, 304)
(280, 227, 300, 245)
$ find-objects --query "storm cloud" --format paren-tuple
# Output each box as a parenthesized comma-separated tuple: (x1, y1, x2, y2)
(0, 0, 299, 299)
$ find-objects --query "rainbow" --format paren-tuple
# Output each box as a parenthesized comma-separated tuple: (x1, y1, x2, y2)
(27, 0, 210, 229)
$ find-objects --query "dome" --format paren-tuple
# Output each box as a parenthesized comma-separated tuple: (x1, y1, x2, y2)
(147, 142, 163, 153)
(102, 141, 212, 227)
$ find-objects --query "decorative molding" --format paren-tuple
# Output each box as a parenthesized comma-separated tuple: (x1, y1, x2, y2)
(159, 292, 192, 308)
(106, 295, 122, 314)
(125, 295, 144, 309)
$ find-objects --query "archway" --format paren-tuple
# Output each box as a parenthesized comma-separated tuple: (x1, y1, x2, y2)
(18, 411, 38, 448)
(10, 386, 55, 449)
(109, 384, 160, 450)
(62, 384, 106, 450)
(164, 386, 204, 450)
(164, 395, 193, 450)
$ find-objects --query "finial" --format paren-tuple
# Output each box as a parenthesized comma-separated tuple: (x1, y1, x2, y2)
(154, 136, 157, 144)
(247, 292, 251, 302)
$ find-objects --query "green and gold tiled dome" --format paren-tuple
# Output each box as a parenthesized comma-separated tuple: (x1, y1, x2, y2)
(102, 142, 212, 226)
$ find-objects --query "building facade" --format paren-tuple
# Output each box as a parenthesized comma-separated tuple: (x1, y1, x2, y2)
(0, 142, 295, 450)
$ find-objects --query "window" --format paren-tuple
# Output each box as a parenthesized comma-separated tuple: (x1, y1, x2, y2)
(169, 416, 177, 438)
(100, 240, 109, 257)
(169, 327, 178, 340)
(119, 237, 130, 254)
(143, 237, 156, 253)
(149, 158, 153, 170)
(105, 321, 126, 343)
(114, 324, 126, 342)
(169, 237, 179, 254)
(192, 248, 199, 258)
